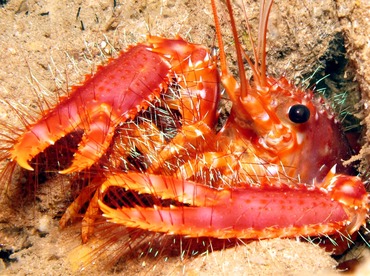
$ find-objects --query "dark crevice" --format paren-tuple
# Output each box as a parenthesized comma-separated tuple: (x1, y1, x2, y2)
(302, 32, 362, 133)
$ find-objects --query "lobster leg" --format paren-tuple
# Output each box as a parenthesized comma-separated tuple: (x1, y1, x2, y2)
(60, 176, 105, 243)
(147, 121, 216, 173)
(98, 171, 368, 239)
(60, 178, 102, 226)
(60, 188, 101, 243)
(174, 151, 303, 186)
(117, 121, 166, 162)
(81, 191, 100, 243)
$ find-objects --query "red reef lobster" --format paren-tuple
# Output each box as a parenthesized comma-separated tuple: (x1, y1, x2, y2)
(1, 0, 368, 266)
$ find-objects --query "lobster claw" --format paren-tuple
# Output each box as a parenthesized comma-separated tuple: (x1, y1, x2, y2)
(10, 44, 172, 173)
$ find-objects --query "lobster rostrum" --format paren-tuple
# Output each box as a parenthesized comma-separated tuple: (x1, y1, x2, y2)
(3, 0, 368, 249)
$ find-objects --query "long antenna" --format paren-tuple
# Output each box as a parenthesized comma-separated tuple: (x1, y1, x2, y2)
(210, 0, 227, 77)
(224, 0, 248, 99)
(258, 0, 274, 86)
(211, 0, 248, 101)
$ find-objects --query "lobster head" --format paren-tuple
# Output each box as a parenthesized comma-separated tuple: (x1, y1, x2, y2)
(228, 73, 353, 184)
(215, 0, 354, 185)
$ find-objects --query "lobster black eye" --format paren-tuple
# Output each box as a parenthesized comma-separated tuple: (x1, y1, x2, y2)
(288, 104, 310, 123)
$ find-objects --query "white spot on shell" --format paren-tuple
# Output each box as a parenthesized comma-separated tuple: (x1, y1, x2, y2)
(315, 112, 319, 121)
(188, 58, 193, 68)
(256, 112, 269, 122)
(330, 165, 337, 174)
(199, 88, 206, 99)
(195, 129, 203, 136)
(340, 183, 356, 194)
(296, 132, 305, 145)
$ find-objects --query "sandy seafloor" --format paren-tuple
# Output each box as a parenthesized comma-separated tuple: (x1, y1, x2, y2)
(0, 0, 369, 275)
